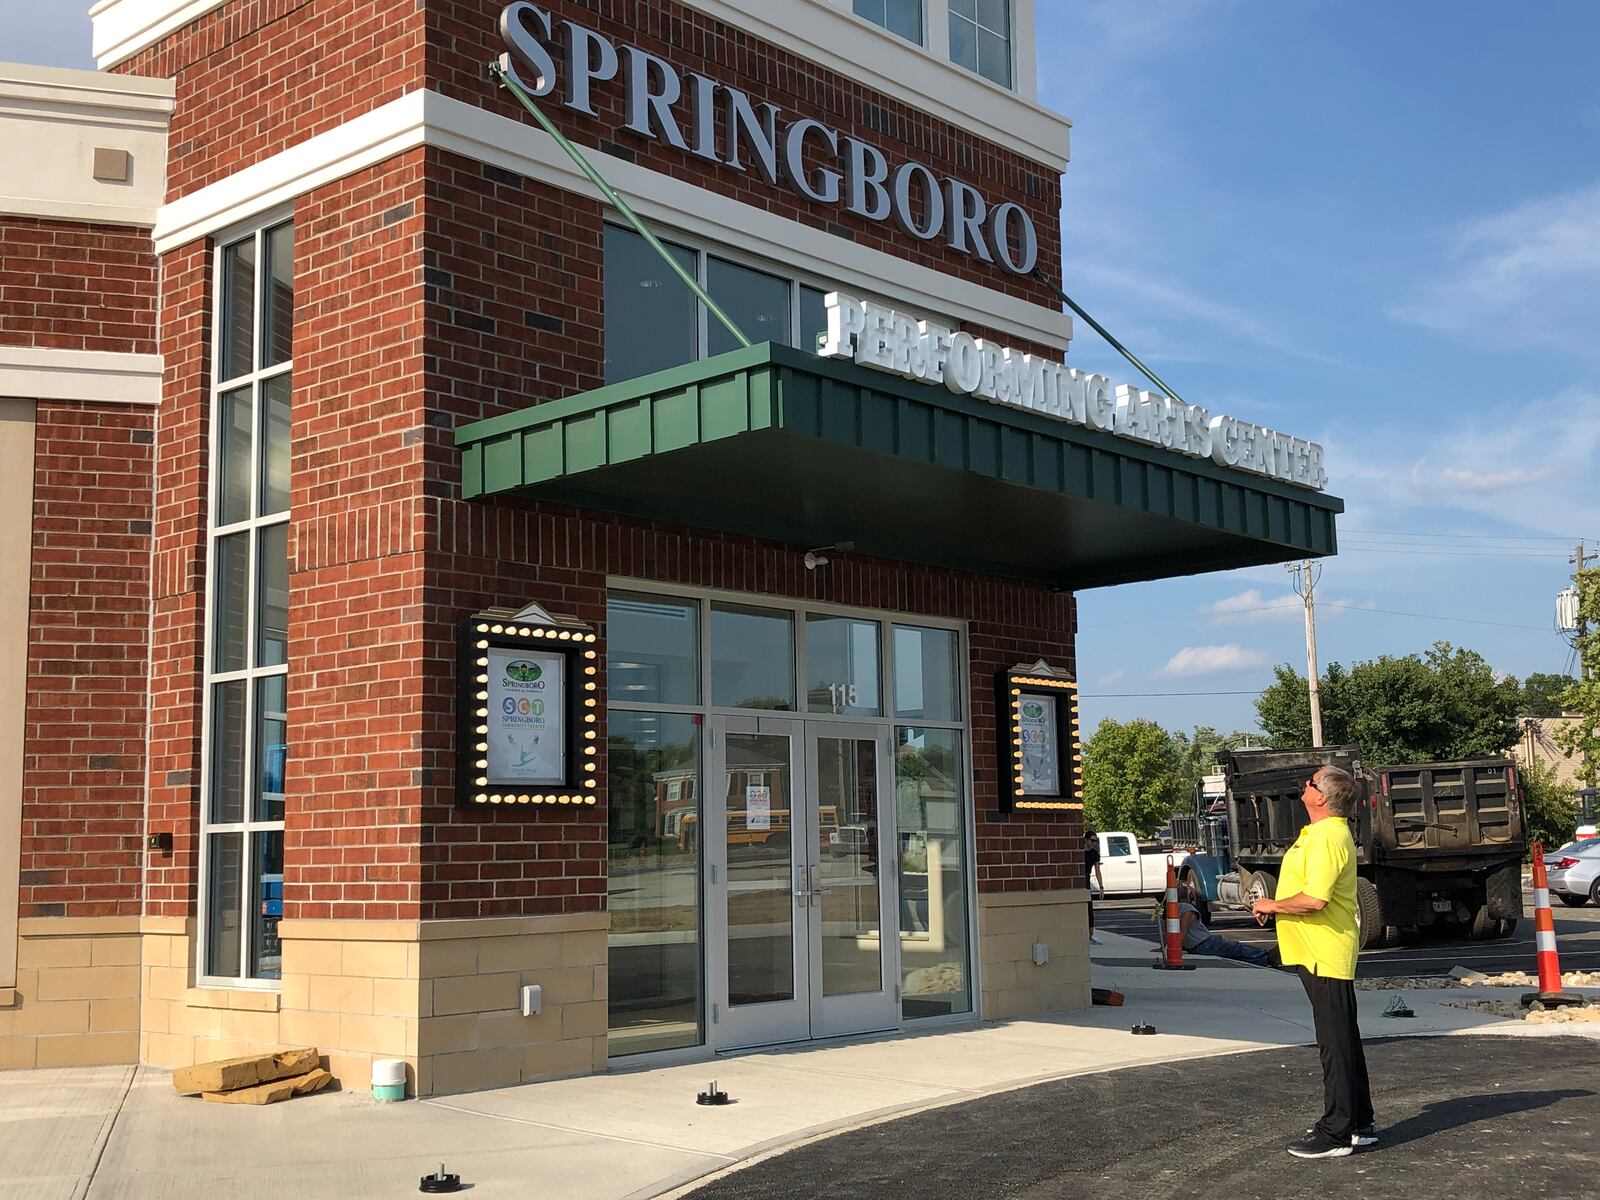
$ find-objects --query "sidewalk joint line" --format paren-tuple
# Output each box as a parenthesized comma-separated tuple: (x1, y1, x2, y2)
(76, 1064, 136, 1200)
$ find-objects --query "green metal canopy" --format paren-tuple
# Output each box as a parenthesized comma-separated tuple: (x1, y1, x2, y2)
(455, 343, 1342, 589)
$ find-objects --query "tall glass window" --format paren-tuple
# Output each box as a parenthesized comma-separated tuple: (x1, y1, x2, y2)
(949, 0, 1012, 88)
(854, 0, 923, 43)
(603, 229, 895, 388)
(607, 711, 703, 1055)
(706, 257, 791, 359)
(895, 726, 973, 1016)
(604, 225, 698, 385)
(201, 221, 293, 983)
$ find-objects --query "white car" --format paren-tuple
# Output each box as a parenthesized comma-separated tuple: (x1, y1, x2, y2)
(1547, 838, 1600, 907)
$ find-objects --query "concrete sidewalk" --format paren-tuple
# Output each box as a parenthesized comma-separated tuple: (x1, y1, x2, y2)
(7, 930, 1592, 1200)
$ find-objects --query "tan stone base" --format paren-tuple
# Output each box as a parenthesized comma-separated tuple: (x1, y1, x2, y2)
(0, 916, 142, 1069)
(138, 912, 608, 1098)
(977, 890, 1093, 1019)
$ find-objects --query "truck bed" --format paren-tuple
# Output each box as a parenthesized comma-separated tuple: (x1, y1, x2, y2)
(1373, 759, 1524, 860)
(1216, 746, 1367, 864)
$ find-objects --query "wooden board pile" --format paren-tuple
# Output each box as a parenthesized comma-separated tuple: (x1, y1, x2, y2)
(172, 1047, 334, 1105)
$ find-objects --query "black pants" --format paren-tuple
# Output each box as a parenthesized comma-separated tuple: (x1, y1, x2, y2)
(1297, 966, 1373, 1142)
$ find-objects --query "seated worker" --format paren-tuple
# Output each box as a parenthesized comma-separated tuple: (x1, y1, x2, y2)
(1154, 885, 1276, 966)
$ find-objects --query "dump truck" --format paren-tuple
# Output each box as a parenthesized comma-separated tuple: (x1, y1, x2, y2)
(1174, 746, 1525, 949)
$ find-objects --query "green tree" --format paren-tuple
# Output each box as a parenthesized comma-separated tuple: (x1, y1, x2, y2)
(1172, 725, 1257, 787)
(1255, 642, 1520, 765)
(1080, 718, 1187, 837)
(1521, 760, 1580, 853)
(1556, 567, 1600, 785)
(1518, 672, 1575, 718)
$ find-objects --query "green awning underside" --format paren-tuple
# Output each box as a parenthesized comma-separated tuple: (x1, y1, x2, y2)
(455, 344, 1342, 590)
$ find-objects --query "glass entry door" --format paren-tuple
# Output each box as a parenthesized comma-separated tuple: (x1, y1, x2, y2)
(708, 717, 899, 1050)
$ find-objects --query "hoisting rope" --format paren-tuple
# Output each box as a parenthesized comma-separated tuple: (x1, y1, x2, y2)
(489, 58, 753, 351)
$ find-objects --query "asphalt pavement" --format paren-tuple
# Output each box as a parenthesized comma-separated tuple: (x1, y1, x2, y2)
(685, 1035, 1600, 1200)
(1093, 889, 1600, 978)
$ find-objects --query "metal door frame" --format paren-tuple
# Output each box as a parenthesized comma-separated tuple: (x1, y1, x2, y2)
(804, 720, 901, 1039)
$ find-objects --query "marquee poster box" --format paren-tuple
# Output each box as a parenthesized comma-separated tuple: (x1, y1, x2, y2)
(997, 660, 1083, 814)
(457, 602, 599, 809)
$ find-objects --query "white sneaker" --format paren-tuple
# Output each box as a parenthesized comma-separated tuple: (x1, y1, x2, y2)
(1088, 935, 1103, 945)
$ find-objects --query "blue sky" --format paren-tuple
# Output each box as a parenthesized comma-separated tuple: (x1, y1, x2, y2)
(1039, 1, 1600, 739)
(7, 2, 1598, 743)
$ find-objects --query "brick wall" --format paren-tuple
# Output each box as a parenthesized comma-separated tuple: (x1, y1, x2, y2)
(0, 218, 158, 355)
(113, 0, 1061, 310)
(114, 0, 424, 198)
(284, 151, 430, 922)
(19, 403, 154, 919)
(431, 0, 1064, 308)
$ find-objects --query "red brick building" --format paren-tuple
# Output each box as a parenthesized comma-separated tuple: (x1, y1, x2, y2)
(1, 1, 1340, 1093)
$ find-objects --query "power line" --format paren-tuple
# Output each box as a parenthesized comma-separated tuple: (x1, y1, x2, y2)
(1343, 528, 1595, 543)
(1317, 602, 1552, 631)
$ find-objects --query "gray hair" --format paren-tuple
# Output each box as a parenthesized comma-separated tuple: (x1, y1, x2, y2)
(1315, 765, 1359, 817)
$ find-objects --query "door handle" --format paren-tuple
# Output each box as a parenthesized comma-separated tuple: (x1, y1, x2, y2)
(795, 865, 807, 900)
(808, 864, 824, 906)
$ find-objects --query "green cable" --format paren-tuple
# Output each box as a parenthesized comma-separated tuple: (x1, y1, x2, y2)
(1033, 270, 1188, 405)
(488, 59, 753, 351)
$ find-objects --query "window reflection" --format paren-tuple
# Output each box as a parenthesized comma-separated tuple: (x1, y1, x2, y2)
(712, 604, 794, 710)
(604, 226, 698, 385)
(896, 727, 972, 1016)
(608, 712, 703, 1055)
(893, 625, 961, 721)
(806, 614, 881, 716)
(607, 594, 699, 706)
(707, 257, 790, 357)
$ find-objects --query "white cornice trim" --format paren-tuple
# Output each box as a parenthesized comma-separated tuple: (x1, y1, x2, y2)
(0, 195, 164, 227)
(89, 0, 1068, 169)
(153, 90, 1071, 351)
(0, 62, 175, 117)
(153, 92, 428, 252)
(0, 346, 163, 406)
(90, 0, 231, 70)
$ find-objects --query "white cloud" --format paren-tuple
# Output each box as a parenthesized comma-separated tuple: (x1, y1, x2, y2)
(1099, 669, 1127, 687)
(1335, 387, 1600, 536)
(1162, 644, 1269, 676)
(1204, 589, 1303, 621)
(1390, 179, 1600, 355)
(1204, 587, 1370, 623)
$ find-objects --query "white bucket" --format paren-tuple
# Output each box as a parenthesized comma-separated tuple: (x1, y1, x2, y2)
(371, 1058, 407, 1102)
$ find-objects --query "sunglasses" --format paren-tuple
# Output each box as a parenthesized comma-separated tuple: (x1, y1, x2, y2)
(1305, 776, 1323, 795)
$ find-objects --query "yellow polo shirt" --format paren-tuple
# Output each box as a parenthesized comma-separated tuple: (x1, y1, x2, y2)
(1275, 815, 1359, 979)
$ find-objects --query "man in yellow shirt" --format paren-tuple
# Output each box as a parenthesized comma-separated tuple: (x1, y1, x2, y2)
(1251, 765, 1375, 1159)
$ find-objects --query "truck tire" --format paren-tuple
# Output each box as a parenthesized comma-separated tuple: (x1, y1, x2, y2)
(1558, 894, 1589, 907)
(1245, 869, 1277, 908)
(1355, 877, 1382, 951)
(1182, 872, 1211, 926)
(1469, 902, 1497, 940)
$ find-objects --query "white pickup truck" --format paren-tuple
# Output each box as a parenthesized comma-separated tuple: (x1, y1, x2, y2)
(1091, 832, 1189, 897)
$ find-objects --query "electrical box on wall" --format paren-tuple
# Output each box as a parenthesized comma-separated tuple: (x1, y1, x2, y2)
(456, 601, 599, 810)
(996, 660, 1083, 814)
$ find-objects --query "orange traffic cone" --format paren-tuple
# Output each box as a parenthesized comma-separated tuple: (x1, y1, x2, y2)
(1153, 856, 1196, 972)
(1523, 842, 1582, 1009)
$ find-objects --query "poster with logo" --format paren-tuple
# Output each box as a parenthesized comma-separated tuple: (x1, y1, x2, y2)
(1019, 695, 1060, 795)
(486, 647, 566, 786)
(746, 785, 772, 831)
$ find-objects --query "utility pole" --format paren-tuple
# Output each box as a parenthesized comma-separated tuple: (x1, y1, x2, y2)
(1575, 540, 1590, 683)
(1289, 560, 1324, 747)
